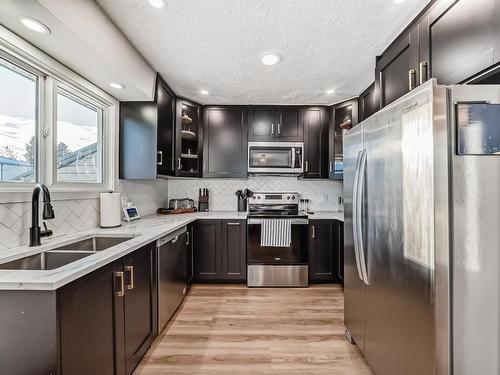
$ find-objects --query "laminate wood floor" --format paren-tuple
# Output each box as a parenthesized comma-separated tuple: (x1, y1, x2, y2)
(134, 284, 373, 375)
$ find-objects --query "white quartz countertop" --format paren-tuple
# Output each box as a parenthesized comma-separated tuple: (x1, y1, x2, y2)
(307, 211, 344, 221)
(0, 210, 341, 291)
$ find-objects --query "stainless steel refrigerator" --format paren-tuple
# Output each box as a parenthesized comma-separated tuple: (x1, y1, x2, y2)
(344, 79, 500, 375)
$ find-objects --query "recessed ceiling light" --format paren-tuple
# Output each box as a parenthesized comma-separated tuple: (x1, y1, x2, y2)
(326, 89, 335, 94)
(200, 90, 209, 95)
(148, 0, 165, 9)
(261, 53, 280, 66)
(20, 17, 51, 34)
(394, 0, 406, 4)
(110, 82, 125, 89)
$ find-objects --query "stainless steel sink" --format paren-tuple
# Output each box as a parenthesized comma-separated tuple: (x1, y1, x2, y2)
(52, 235, 133, 252)
(0, 235, 134, 270)
(0, 250, 93, 270)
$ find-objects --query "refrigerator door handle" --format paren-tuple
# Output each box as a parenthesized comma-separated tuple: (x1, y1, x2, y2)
(356, 149, 369, 285)
(352, 150, 364, 282)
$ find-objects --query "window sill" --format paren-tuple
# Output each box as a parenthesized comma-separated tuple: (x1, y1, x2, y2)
(0, 188, 108, 204)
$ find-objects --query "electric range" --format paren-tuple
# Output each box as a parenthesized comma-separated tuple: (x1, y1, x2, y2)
(246, 192, 309, 287)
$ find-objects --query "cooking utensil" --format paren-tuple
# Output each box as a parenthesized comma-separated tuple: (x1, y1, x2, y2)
(244, 189, 254, 199)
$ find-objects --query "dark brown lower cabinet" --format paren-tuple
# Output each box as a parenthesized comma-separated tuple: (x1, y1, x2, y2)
(194, 219, 246, 282)
(59, 262, 118, 375)
(336, 221, 344, 285)
(58, 242, 157, 375)
(122, 244, 157, 374)
(308, 220, 343, 283)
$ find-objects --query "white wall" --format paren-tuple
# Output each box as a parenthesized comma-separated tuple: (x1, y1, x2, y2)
(168, 176, 343, 212)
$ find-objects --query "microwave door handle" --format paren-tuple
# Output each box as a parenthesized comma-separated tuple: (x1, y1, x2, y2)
(352, 150, 364, 282)
(291, 147, 296, 169)
(357, 149, 369, 284)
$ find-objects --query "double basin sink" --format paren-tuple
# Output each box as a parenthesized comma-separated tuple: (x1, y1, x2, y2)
(0, 236, 134, 271)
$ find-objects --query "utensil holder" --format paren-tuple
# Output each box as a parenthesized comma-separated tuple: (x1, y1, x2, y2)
(237, 198, 247, 212)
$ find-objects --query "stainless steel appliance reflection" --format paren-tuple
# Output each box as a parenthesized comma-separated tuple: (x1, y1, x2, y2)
(344, 79, 500, 375)
(248, 142, 303, 174)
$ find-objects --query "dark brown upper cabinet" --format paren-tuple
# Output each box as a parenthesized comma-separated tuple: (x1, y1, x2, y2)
(424, 0, 500, 85)
(358, 82, 377, 122)
(156, 77, 176, 176)
(248, 106, 303, 141)
(373, 0, 500, 110)
(375, 25, 420, 110)
(120, 75, 176, 179)
(328, 99, 358, 181)
(303, 106, 328, 179)
(175, 99, 203, 177)
(120, 100, 157, 180)
(203, 106, 247, 178)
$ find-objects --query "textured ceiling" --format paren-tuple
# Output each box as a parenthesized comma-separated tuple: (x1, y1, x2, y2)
(97, 0, 430, 105)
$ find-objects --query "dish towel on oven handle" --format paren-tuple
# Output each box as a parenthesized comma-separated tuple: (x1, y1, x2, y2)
(260, 219, 292, 247)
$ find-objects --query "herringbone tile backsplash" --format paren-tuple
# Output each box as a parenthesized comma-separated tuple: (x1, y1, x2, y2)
(168, 176, 343, 212)
(0, 177, 340, 251)
(0, 199, 99, 251)
(0, 179, 168, 251)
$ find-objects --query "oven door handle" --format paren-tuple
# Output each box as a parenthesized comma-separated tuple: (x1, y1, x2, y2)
(248, 218, 309, 225)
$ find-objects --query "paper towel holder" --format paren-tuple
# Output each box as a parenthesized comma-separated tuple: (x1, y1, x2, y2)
(100, 192, 123, 228)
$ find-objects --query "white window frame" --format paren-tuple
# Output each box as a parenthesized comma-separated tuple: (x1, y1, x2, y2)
(0, 50, 44, 189)
(0, 27, 117, 202)
(45, 79, 113, 192)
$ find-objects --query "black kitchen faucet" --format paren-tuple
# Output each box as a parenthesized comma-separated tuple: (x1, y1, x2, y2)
(29, 183, 55, 247)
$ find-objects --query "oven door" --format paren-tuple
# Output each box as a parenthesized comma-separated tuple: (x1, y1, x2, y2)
(247, 218, 308, 265)
(248, 142, 303, 174)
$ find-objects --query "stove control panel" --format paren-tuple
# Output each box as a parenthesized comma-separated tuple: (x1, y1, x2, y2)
(250, 192, 299, 205)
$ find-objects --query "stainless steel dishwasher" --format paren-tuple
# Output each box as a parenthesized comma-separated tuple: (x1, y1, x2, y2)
(157, 227, 188, 331)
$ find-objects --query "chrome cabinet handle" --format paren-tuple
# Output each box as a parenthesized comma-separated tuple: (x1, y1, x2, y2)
(277, 123, 281, 135)
(157, 151, 163, 165)
(329, 161, 333, 173)
(227, 222, 240, 226)
(305, 160, 309, 172)
(312, 225, 316, 239)
(115, 271, 125, 297)
(177, 158, 182, 170)
(171, 235, 179, 244)
(271, 123, 275, 135)
(125, 266, 134, 290)
(408, 69, 417, 91)
(419, 62, 428, 85)
(186, 232, 189, 245)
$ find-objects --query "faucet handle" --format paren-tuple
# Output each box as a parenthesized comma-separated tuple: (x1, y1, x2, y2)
(41, 222, 53, 238)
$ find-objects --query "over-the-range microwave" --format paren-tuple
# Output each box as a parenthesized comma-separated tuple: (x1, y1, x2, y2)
(248, 142, 303, 175)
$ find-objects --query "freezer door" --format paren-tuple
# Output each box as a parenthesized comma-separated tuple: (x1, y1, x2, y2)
(449, 86, 500, 375)
(343, 123, 366, 353)
(363, 81, 439, 375)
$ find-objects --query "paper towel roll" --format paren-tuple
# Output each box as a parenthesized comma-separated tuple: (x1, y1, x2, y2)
(100, 192, 122, 228)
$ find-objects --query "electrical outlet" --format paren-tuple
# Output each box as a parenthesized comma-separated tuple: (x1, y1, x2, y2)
(322, 193, 328, 202)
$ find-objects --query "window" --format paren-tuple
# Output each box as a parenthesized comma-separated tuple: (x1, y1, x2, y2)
(0, 57, 38, 183)
(55, 89, 103, 183)
(0, 38, 116, 195)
